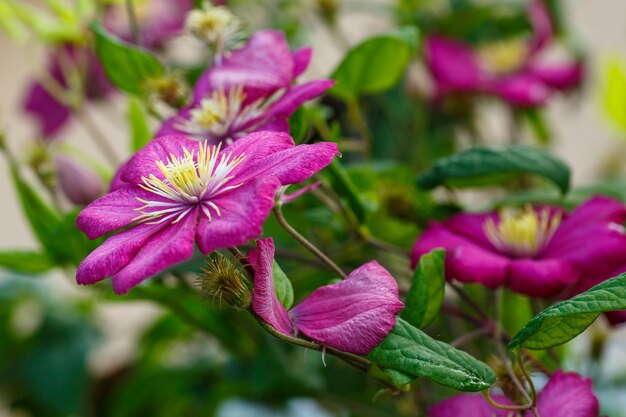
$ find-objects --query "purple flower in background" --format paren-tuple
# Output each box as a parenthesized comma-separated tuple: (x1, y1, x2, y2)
(157, 29, 334, 143)
(23, 45, 113, 139)
(429, 370, 599, 417)
(251, 238, 404, 354)
(55, 155, 104, 205)
(76, 131, 339, 294)
(103, 0, 193, 49)
(22, 0, 192, 139)
(425, 0, 583, 107)
(411, 196, 626, 298)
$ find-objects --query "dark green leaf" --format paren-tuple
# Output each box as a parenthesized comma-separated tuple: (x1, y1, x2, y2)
(368, 363, 415, 388)
(127, 97, 152, 151)
(330, 26, 419, 100)
(508, 273, 626, 351)
(273, 261, 294, 310)
(369, 318, 495, 391)
(402, 249, 445, 328)
(0, 251, 55, 274)
(91, 21, 164, 94)
(418, 146, 570, 194)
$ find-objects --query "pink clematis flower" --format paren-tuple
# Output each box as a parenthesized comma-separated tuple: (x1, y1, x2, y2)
(75, 131, 339, 294)
(425, 0, 583, 107)
(156, 29, 334, 143)
(250, 238, 404, 355)
(429, 370, 599, 417)
(411, 196, 626, 298)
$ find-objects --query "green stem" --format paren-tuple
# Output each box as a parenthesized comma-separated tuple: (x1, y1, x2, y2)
(75, 110, 120, 166)
(482, 390, 531, 412)
(273, 205, 347, 279)
(125, 0, 141, 45)
(347, 99, 372, 159)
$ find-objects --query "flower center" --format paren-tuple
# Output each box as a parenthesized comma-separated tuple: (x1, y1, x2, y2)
(133, 142, 246, 224)
(185, 3, 242, 49)
(477, 39, 529, 75)
(177, 86, 265, 141)
(483, 206, 562, 257)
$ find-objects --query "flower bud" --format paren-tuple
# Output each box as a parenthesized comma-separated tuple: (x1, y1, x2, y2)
(198, 252, 251, 309)
(317, 0, 338, 24)
(185, 2, 242, 53)
(27, 142, 56, 191)
(55, 155, 104, 205)
(146, 74, 188, 109)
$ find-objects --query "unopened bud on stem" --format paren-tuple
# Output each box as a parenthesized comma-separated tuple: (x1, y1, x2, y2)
(198, 252, 251, 309)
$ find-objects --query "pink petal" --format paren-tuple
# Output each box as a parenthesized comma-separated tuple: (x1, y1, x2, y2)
(76, 186, 147, 239)
(442, 212, 500, 252)
(411, 222, 509, 289)
(509, 258, 580, 298)
(195, 177, 281, 254)
(258, 79, 335, 121)
(527, 61, 584, 90)
(111, 212, 197, 294)
(531, 371, 599, 417)
(425, 36, 483, 94)
(484, 72, 550, 107)
(249, 237, 294, 335)
(76, 222, 165, 285)
(225, 130, 295, 171)
(195, 30, 295, 103)
(22, 79, 71, 138)
(429, 393, 514, 417)
(290, 261, 404, 354)
(545, 196, 626, 275)
(292, 47, 313, 78)
(154, 107, 194, 139)
(253, 118, 290, 133)
(121, 135, 200, 185)
(234, 142, 340, 186)
(527, 0, 554, 56)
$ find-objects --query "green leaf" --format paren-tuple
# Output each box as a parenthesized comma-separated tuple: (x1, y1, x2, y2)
(602, 58, 626, 134)
(418, 146, 570, 194)
(0, 251, 55, 274)
(402, 249, 445, 328)
(273, 261, 294, 310)
(91, 21, 164, 94)
(330, 26, 419, 100)
(368, 363, 414, 388)
(127, 97, 152, 151)
(369, 318, 495, 392)
(9, 165, 62, 254)
(508, 273, 626, 351)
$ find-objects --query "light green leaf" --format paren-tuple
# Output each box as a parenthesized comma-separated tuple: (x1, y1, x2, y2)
(369, 318, 495, 392)
(418, 146, 570, 194)
(402, 249, 445, 328)
(602, 58, 626, 134)
(9, 165, 62, 254)
(273, 261, 294, 310)
(508, 273, 626, 351)
(330, 26, 419, 100)
(0, 251, 55, 274)
(127, 97, 152, 151)
(91, 21, 164, 94)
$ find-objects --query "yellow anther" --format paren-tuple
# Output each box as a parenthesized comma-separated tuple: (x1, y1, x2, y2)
(477, 39, 529, 75)
(483, 206, 562, 257)
(185, 2, 241, 46)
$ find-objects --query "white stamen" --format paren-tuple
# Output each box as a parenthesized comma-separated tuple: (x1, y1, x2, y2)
(133, 142, 246, 224)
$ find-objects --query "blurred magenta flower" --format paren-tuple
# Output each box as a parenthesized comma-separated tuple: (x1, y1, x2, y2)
(55, 155, 104, 205)
(103, 0, 193, 49)
(429, 370, 599, 417)
(75, 131, 339, 294)
(23, 0, 193, 139)
(411, 196, 626, 298)
(250, 238, 403, 354)
(157, 29, 334, 143)
(425, 0, 583, 107)
(23, 45, 113, 139)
